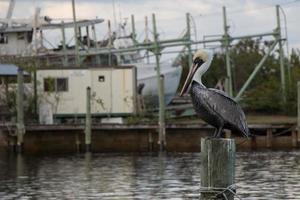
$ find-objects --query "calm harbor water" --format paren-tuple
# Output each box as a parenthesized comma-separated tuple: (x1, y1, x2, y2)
(0, 151, 300, 199)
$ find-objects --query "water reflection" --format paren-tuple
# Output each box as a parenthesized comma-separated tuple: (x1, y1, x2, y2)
(0, 151, 299, 199)
(236, 151, 300, 199)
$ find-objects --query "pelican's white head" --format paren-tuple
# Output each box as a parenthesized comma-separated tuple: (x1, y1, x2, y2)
(180, 49, 213, 96)
(192, 49, 213, 82)
(193, 49, 210, 62)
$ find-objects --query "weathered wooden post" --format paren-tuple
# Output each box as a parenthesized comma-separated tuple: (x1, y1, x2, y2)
(200, 138, 236, 200)
(16, 68, 25, 153)
(266, 128, 273, 148)
(159, 75, 166, 151)
(152, 14, 166, 152)
(84, 87, 92, 152)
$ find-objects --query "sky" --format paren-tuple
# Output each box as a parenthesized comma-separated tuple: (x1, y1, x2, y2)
(0, 0, 300, 59)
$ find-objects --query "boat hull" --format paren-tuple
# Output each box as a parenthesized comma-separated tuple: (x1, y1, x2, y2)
(134, 62, 182, 108)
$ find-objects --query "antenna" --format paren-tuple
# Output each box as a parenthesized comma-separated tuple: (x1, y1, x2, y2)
(112, 0, 117, 31)
(118, 2, 122, 34)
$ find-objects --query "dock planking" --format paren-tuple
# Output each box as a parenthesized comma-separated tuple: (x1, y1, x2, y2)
(0, 120, 297, 153)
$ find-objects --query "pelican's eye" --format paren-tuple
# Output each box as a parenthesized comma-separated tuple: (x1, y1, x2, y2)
(194, 58, 204, 65)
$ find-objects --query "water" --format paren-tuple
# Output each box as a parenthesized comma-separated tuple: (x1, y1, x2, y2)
(0, 151, 300, 199)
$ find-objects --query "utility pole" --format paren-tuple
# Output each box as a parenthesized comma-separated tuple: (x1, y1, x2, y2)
(72, 0, 80, 66)
(223, 6, 233, 97)
(276, 5, 286, 104)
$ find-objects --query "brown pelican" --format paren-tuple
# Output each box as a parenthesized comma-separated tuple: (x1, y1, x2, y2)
(180, 49, 250, 137)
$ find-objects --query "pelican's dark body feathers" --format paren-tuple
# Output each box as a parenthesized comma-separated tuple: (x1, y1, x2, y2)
(190, 81, 250, 137)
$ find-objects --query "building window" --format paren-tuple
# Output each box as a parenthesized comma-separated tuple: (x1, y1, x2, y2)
(56, 78, 68, 92)
(44, 77, 68, 92)
(0, 33, 8, 44)
(98, 76, 105, 82)
(44, 78, 55, 92)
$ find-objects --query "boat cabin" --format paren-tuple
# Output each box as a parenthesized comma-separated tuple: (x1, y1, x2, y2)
(0, 27, 33, 55)
(37, 66, 137, 124)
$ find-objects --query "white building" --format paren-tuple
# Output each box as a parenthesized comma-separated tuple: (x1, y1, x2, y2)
(37, 66, 137, 124)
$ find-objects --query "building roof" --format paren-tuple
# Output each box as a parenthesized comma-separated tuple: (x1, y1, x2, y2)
(0, 64, 29, 76)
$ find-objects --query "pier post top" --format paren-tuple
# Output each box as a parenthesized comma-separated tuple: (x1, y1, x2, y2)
(201, 137, 235, 142)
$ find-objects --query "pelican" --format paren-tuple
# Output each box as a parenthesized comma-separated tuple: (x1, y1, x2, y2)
(180, 49, 250, 137)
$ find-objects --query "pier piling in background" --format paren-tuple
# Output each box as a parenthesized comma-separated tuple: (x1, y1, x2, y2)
(200, 138, 236, 200)
(152, 13, 166, 151)
(298, 82, 300, 143)
(159, 75, 166, 151)
(85, 87, 92, 152)
(266, 129, 273, 148)
(16, 68, 25, 153)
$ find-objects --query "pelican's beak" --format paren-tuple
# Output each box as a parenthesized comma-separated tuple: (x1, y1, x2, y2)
(179, 63, 199, 96)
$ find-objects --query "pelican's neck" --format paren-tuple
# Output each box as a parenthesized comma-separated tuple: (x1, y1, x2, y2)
(192, 54, 213, 87)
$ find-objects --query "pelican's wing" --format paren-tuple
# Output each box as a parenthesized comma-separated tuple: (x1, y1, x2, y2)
(209, 88, 231, 99)
(204, 88, 249, 137)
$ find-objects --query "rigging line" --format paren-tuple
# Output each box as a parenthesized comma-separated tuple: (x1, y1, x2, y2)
(281, 0, 300, 6)
(194, 5, 273, 18)
(229, 0, 300, 14)
(194, 0, 299, 19)
(279, 6, 290, 64)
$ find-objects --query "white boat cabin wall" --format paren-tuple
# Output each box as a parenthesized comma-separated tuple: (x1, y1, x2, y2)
(0, 29, 33, 55)
(37, 66, 137, 124)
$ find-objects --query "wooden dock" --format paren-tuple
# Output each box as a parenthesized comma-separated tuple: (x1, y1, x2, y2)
(0, 117, 298, 153)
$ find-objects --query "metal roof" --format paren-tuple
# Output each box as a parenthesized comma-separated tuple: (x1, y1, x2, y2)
(0, 64, 29, 76)
(41, 19, 104, 30)
(0, 26, 32, 33)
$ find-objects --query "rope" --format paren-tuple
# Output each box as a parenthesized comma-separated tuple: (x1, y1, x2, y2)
(236, 137, 250, 146)
(200, 184, 243, 200)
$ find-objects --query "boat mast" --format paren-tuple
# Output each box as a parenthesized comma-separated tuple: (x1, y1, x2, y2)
(6, 0, 15, 26)
(72, 0, 80, 66)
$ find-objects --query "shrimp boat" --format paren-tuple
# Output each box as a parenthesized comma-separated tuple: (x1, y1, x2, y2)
(0, 2, 182, 109)
(112, 37, 182, 107)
